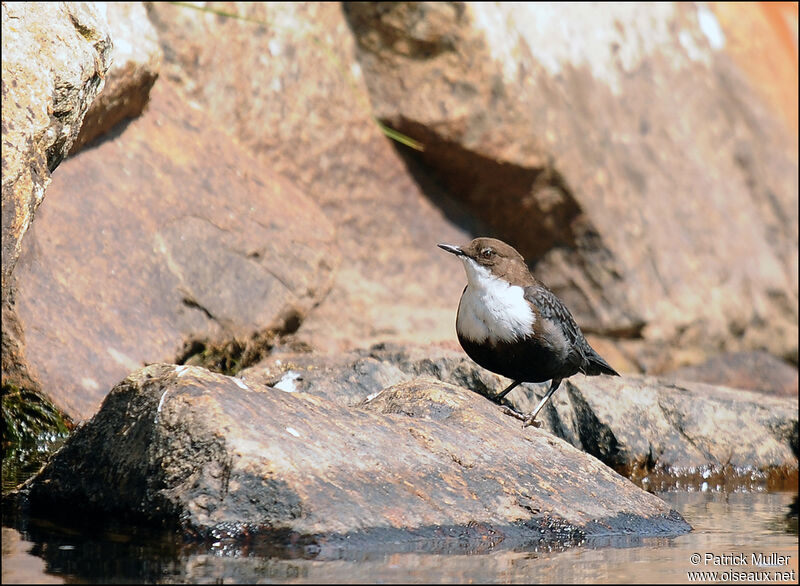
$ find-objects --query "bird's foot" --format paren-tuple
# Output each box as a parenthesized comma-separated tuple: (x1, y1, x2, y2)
(522, 414, 542, 428)
(501, 406, 543, 428)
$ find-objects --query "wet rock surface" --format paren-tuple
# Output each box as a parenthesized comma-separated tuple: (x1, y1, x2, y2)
(245, 343, 799, 487)
(22, 364, 689, 546)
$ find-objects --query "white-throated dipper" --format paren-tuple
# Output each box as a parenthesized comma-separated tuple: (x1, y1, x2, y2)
(438, 237, 619, 427)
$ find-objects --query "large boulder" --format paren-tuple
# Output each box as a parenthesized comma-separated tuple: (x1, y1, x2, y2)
(6, 81, 337, 420)
(143, 2, 798, 370)
(145, 2, 472, 353)
(246, 343, 799, 489)
(24, 363, 689, 546)
(1, 2, 112, 300)
(343, 2, 799, 368)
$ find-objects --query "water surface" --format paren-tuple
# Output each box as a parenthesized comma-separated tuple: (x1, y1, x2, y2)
(2, 491, 797, 583)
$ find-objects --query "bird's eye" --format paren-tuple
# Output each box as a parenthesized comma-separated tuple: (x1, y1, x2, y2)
(481, 248, 494, 258)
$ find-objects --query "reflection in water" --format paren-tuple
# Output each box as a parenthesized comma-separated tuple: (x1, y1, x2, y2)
(2, 491, 797, 584)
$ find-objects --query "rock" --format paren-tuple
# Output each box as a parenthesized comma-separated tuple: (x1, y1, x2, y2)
(5, 81, 337, 421)
(23, 363, 689, 546)
(145, 2, 472, 352)
(535, 377, 799, 491)
(665, 351, 798, 398)
(711, 2, 799, 137)
(244, 343, 799, 488)
(251, 350, 411, 406)
(247, 342, 503, 407)
(343, 2, 799, 366)
(69, 2, 162, 155)
(1, 2, 112, 300)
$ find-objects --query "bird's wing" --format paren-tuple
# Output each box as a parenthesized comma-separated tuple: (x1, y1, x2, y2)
(525, 285, 619, 376)
(524, 284, 595, 370)
(524, 285, 584, 348)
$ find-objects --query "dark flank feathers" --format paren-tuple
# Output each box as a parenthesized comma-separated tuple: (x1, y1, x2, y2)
(524, 285, 619, 379)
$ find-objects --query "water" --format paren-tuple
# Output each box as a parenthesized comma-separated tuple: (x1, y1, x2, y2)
(2, 491, 797, 583)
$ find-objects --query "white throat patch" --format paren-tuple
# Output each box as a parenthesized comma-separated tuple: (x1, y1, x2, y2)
(456, 257, 535, 344)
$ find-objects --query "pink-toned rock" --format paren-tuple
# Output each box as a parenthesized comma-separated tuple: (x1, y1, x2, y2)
(344, 2, 799, 368)
(665, 351, 799, 397)
(69, 2, 162, 154)
(1, 2, 111, 299)
(7, 2, 796, 425)
(145, 2, 471, 353)
(8, 81, 337, 420)
(711, 2, 798, 138)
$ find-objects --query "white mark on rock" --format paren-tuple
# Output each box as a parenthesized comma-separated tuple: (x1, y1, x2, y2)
(268, 39, 282, 56)
(697, 4, 725, 50)
(81, 377, 100, 392)
(364, 389, 384, 403)
(233, 378, 250, 391)
(175, 365, 191, 378)
(274, 371, 302, 393)
(155, 388, 170, 425)
(678, 29, 705, 62)
(285, 426, 300, 438)
(107, 347, 141, 372)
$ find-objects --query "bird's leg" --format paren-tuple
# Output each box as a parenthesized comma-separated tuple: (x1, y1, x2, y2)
(522, 378, 562, 428)
(494, 379, 521, 402)
(494, 380, 526, 419)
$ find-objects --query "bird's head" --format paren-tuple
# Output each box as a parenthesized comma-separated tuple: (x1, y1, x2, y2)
(438, 237, 533, 287)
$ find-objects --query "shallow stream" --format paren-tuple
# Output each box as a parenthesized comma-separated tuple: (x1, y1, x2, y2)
(2, 490, 797, 583)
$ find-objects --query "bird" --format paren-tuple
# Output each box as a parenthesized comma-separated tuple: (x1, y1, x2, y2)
(438, 237, 619, 427)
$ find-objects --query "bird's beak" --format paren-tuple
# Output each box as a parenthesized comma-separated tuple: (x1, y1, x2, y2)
(437, 243, 464, 256)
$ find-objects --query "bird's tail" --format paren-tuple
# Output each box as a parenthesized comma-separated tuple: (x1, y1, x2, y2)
(580, 344, 620, 377)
